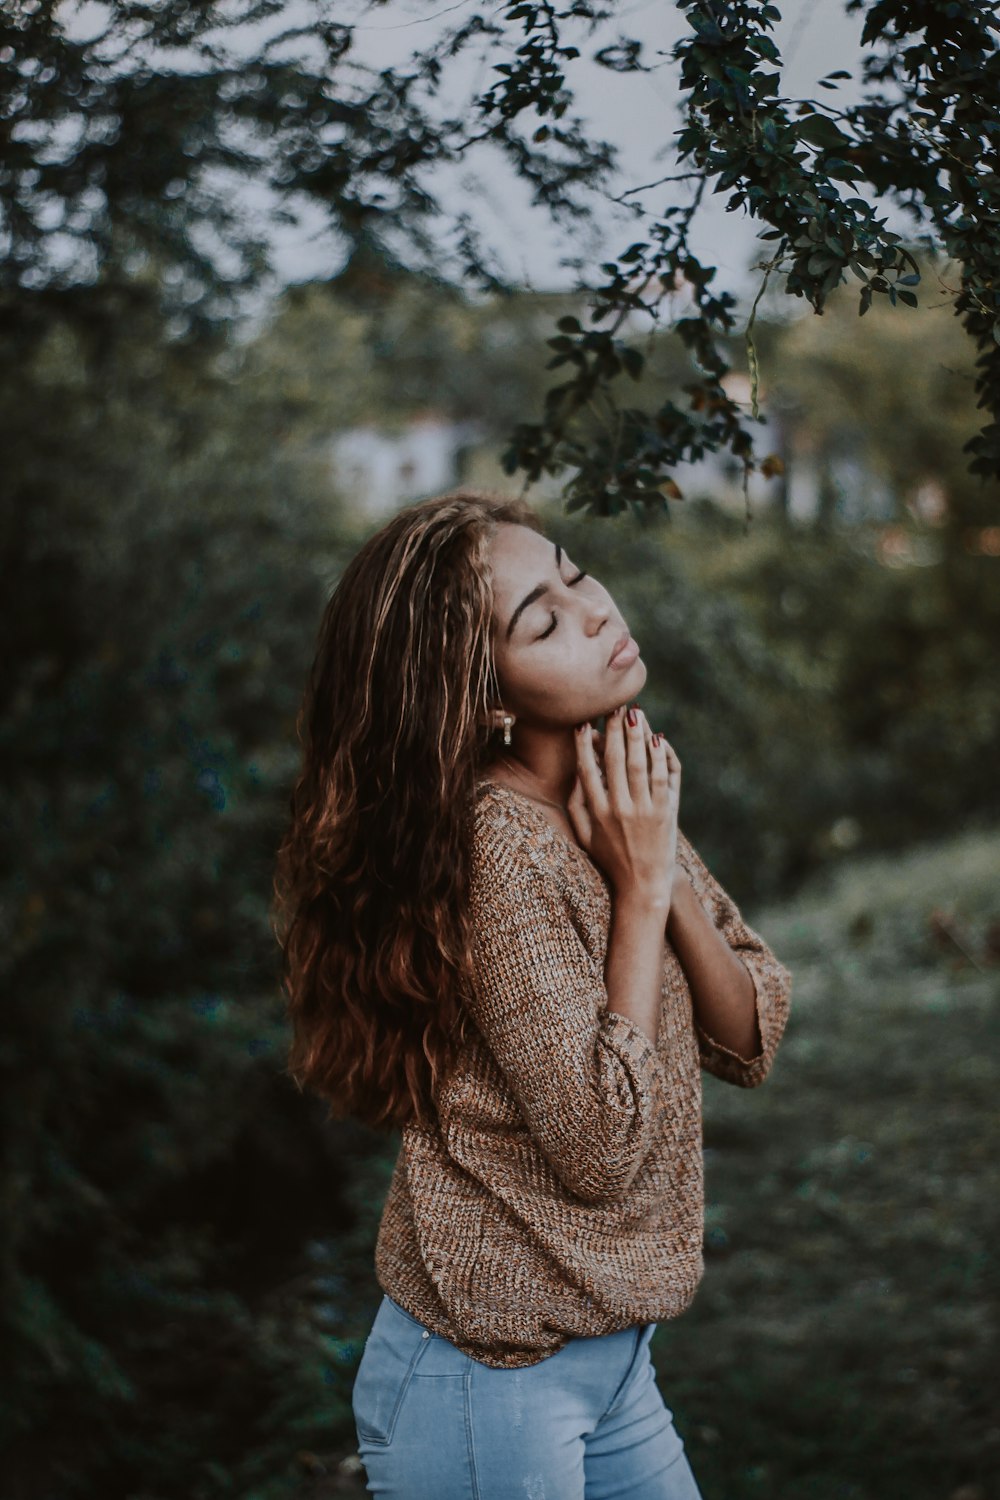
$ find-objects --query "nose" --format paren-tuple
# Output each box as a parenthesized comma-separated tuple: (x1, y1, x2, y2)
(585, 597, 611, 634)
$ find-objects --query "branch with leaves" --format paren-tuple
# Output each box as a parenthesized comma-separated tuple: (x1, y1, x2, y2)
(498, 0, 999, 512)
(3, 0, 998, 511)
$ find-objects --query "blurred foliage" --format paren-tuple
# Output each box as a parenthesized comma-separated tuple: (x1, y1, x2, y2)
(0, 300, 393, 1499)
(240, 244, 571, 442)
(754, 271, 1000, 528)
(2, 173, 998, 1500)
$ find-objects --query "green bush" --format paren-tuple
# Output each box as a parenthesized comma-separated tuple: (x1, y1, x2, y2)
(0, 310, 387, 1500)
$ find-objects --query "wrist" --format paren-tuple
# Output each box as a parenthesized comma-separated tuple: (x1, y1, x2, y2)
(665, 867, 696, 925)
(613, 882, 673, 919)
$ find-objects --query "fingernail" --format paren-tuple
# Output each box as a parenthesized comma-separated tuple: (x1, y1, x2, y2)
(652, 733, 661, 745)
(626, 707, 637, 726)
(576, 721, 589, 732)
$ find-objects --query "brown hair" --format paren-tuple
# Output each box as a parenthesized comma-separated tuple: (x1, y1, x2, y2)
(271, 488, 546, 1132)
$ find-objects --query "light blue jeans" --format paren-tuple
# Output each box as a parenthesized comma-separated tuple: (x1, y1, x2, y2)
(351, 1293, 704, 1499)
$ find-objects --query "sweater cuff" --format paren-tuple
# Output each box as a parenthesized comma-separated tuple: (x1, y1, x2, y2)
(600, 1008, 669, 1106)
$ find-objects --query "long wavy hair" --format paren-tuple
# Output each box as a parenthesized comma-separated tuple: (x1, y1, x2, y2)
(272, 488, 546, 1133)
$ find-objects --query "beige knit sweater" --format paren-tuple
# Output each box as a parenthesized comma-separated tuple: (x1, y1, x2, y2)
(373, 778, 793, 1369)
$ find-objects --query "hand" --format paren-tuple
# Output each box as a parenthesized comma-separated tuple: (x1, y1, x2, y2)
(581, 715, 660, 793)
(567, 703, 681, 906)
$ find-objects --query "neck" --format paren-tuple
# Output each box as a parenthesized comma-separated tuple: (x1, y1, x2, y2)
(493, 724, 579, 807)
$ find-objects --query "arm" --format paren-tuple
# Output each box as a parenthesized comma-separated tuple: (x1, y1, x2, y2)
(666, 870, 762, 1060)
(466, 837, 672, 1206)
(605, 885, 673, 1047)
(672, 828, 793, 1089)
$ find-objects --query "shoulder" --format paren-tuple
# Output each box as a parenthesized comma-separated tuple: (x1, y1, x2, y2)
(471, 782, 566, 895)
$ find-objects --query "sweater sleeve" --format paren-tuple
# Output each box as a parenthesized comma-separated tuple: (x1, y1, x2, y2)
(466, 838, 673, 1207)
(676, 828, 793, 1089)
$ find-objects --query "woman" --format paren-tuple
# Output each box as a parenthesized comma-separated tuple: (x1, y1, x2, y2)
(273, 488, 793, 1499)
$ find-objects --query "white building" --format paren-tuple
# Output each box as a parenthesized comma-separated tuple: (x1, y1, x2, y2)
(330, 414, 483, 518)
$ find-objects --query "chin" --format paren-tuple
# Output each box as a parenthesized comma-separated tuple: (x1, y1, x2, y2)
(624, 657, 648, 693)
(597, 657, 647, 716)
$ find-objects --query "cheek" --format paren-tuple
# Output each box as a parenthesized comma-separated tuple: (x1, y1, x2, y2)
(502, 641, 593, 712)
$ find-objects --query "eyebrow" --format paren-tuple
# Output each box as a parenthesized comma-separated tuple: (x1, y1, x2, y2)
(505, 541, 562, 642)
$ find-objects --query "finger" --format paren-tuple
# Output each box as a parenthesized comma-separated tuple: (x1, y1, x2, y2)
(587, 726, 607, 787)
(625, 706, 650, 805)
(620, 703, 652, 776)
(648, 732, 681, 803)
(655, 733, 682, 775)
(566, 773, 592, 846)
(648, 731, 670, 792)
(575, 721, 609, 813)
(602, 703, 629, 808)
(642, 719, 664, 767)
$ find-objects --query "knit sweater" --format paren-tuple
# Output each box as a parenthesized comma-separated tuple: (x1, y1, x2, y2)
(373, 778, 793, 1369)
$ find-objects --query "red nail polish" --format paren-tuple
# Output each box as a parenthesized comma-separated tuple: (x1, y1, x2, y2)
(626, 707, 637, 726)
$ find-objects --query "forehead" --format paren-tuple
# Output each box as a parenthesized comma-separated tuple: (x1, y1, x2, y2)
(487, 523, 554, 601)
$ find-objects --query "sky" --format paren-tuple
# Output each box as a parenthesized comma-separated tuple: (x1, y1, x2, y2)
(266, 0, 870, 300)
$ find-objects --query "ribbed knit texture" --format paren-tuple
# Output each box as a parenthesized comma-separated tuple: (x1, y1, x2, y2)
(373, 780, 793, 1368)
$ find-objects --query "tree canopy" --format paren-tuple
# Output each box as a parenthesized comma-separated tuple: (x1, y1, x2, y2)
(3, 0, 998, 511)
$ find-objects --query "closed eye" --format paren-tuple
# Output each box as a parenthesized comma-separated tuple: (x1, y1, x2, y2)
(535, 570, 588, 640)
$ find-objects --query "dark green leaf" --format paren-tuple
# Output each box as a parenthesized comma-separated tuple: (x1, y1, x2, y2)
(796, 115, 851, 151)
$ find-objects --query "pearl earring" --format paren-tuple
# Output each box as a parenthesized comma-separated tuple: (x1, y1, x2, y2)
(502, 714, 513, 746)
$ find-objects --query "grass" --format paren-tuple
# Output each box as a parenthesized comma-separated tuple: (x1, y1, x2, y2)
(663, 819, 1000, 1500)
(314, 820, 1000, 1500)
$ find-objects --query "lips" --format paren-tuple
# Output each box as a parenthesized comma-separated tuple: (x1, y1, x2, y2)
(607, 630, 632, 667)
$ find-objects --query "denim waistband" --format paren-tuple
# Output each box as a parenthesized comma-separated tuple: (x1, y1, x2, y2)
(381, 1293, 655, 1352)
